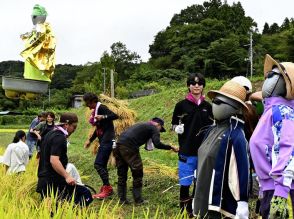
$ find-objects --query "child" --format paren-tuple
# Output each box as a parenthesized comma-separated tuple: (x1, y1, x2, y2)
(1, 130, 29, 174)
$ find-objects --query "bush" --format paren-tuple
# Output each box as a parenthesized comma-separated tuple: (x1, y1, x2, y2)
(143, 82, 163, 92)
(115, 86, 130, 99)
(0, 115, 35, 126)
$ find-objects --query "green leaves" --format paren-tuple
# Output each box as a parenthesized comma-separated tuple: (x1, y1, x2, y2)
(149, 1, 256, 77)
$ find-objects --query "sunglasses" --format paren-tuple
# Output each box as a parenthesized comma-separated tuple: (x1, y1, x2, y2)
(188, 81, 204, 86)
(265, 71, 279, 79)
(212, 98, 238, 110)
(266, 64, 289, 79)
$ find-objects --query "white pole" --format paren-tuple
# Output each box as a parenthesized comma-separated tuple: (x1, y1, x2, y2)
(48, 87, 51, 106)
(249, 32, 253, 79)
(103, 68, 106, 94)
(110, 69, 114, 98)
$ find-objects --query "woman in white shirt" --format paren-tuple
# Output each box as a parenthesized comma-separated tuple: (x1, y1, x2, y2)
(1, 130, 29, 174)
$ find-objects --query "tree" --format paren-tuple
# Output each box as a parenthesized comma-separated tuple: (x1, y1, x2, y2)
(169, 1, 256, 34)
(170, 4, 205, 26)
(281, 18, 290, 31)
(71, 62, 102, 94)
(110, 42, 141, 81)
(268, 23, 280, 34)
(51, 64, 83, 89)
(286, 27, 294, 60)
(149, 0, 256, 75)
(262, 23, 270, 34)
(0, 61, 23, 77)
(204, 34, 248, 78)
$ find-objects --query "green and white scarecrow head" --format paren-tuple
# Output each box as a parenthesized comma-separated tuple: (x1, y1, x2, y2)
(31, 4, 47, 25)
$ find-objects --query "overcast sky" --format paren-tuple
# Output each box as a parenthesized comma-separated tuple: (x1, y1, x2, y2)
(0, 0, 293, 65)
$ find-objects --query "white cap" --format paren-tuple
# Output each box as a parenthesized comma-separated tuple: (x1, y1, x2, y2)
(232, 76, 252, 93)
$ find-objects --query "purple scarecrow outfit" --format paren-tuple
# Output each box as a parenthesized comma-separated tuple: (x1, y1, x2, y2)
(250, 97, 294, 217)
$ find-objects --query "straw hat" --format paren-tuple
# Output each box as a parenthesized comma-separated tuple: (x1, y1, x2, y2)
(264, 54, 294, 99)
(208, 80, 248, 110)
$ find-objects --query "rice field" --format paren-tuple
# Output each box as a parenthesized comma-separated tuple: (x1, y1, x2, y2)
(0, 129, 27, 133)
(0, 147, 124, 219)
(0, 125, 184, 218)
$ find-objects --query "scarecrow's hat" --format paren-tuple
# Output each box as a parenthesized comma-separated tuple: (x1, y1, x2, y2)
(264, 54, 294, 99)
(208, 80, 248, 110)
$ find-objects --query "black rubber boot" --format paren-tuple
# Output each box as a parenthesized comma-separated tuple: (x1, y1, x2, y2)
(132, 187, 147, 205)
(180, 198, 193, 218)
(117, 185, 130, 204)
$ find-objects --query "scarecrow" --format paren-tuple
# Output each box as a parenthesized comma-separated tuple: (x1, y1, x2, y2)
(3, 4, 55, 100)
(21, 4, 56, 82)
(250, 54, 294, 218)
(193, 80, 249, 218)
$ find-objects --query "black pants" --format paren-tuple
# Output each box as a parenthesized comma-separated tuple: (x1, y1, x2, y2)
(115, 144, 143, 188)
(37, 180, 93, 207)
(94, 141, 113, 185)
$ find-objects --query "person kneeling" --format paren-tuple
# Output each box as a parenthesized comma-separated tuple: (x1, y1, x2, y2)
(36, 113, 93, 207)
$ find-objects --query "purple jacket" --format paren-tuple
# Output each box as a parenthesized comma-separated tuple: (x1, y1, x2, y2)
(250, 97, 294, 198)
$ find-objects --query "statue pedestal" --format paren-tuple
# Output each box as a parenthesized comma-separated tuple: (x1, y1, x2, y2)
(2, 76, 49, 100)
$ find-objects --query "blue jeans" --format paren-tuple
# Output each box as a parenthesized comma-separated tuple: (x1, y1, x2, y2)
(26, 139, 37, 157)
(94, 142, 113, 167)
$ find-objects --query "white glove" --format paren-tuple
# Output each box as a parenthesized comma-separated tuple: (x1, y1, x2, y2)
(175, 124, 184, 134)
(235, 201, 249, 219)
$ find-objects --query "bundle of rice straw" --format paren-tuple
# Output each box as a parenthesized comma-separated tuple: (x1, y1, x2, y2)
(86, 94, 136, 166)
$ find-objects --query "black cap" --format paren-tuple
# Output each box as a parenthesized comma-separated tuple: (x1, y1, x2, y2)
(151, 117, 166, 132)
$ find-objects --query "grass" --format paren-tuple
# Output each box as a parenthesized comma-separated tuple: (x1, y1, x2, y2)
(67, 107, 181, 218)
(0, 147, 123, 219)
(0, 76, 265, 218)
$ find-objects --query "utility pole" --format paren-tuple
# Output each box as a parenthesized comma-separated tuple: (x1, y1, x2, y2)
(48, 86, 51, 107)
(102, 68, 106, 93)
(249, 31, 253, 79)
(110, 69, 114, 98)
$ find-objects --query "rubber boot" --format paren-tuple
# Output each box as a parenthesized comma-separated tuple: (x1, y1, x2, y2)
(180, 198, 193, 218)
(132, 187, 147, 205)
(117, 185, 130, 204)
(92, 185, 113, 199)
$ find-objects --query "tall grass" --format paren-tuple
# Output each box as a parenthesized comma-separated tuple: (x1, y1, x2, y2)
(0, 153, 189, 218)
(0, 149, 125, 219)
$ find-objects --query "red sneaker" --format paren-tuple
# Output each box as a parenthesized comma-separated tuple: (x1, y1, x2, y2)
(92, 185, 113, 199)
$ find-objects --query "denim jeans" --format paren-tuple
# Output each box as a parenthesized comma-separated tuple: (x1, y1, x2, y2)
(94, 141, 113, 185)
(26, 139, 37, 157)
